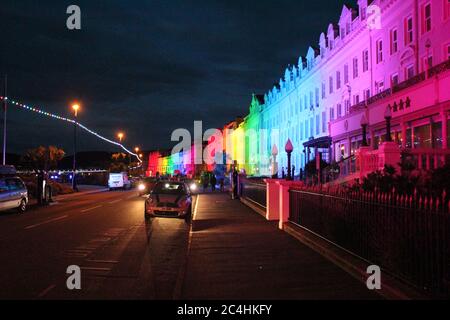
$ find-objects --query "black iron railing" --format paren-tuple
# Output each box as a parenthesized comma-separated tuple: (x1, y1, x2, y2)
(289, 186, 450, 297)
(239, 176, 267, 209)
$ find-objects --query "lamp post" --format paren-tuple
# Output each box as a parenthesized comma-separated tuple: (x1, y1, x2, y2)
(271, 144, 278, 178)
(361, 114, 369, 147)
(2, 75, 7, 165)
(384, 105, 392, 142)
(285, 139, 293, 181)
(71, 103, 80, 191)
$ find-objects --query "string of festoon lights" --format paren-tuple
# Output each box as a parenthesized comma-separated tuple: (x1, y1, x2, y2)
(0, 96, 142, 163)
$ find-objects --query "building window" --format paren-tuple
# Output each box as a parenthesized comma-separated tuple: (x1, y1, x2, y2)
(376, 80, 384, 93)
(406, 65, 415, 79)
(322, 82, 326, 99)
(391, 73, 399, 87)
(445, 0, 450, 20)
(422, 3, 432, 34)
(344, 100, 350, 115)
(316, 115, 320, 135)
(405, 17, 414, 45)
(447, 44, 450, 59)
(376, 39, 383, 64)
(337, 104, 342, 118)
(361, 7, 367, 20)
(322, 111, 327, 133)
(353, 57, 359, 78)
(353, 94, 360, 105)
(414, 124, 432, 148)
(390, 28, 398, 54)
(310, 92, 313, 109)
(336, 71, 341, 90)
(344, 64, 349, 83)
(364, 89, 371, 101)
(423, 55, 433, 72)
(315, 88, 320, 107)
(362, 49, 369, 72)
(310, 118, 314, 137)
(330, 107, 335, 121)
(329, 76, 334, 94)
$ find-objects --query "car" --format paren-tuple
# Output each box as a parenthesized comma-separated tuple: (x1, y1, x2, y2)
(144, 181, 192, 222)
(137, 177, 158, 195)
(108, 172, 131, 190)
(0, 176, 28, 214)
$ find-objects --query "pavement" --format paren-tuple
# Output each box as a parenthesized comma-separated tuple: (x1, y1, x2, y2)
(181, 193, 381, 300)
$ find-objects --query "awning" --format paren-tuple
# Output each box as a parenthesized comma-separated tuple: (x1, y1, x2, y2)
(303, 136, 332, 149)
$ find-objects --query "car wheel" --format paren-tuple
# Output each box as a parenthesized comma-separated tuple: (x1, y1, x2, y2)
(184, 206, 192, 223)
(17, 199, 27, 214)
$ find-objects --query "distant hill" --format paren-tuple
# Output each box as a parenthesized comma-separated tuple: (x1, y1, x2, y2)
(58, 151, 113, 170)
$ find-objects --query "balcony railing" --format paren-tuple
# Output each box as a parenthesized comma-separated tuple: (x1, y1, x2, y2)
(348, 58, 450, 115)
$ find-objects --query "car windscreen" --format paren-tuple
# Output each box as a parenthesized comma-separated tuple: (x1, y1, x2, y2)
(152, 183, 185, 195)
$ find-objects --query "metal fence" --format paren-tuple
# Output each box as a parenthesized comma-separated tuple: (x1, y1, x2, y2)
(289, 185, 450, 297)
(239, 176, 267, 209)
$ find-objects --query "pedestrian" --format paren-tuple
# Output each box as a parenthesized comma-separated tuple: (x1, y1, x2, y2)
(219, 177, 225, 192)
(201, 173, 209, 192)
(232, 169, 238, 199)
(210, 174, 217, 192)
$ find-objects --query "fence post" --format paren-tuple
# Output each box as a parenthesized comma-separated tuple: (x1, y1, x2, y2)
(277, 180, 294, 230)
(264, 179, 280, 221)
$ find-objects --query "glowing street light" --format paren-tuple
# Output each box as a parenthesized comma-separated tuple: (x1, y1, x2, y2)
(135, 147, 140, 153)
(71, 102, 80, 191)
(117, 132, 124, 142)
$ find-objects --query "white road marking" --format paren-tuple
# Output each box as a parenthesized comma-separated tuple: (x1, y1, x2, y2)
(81, 205, 103, 213)
(108, 199, 122, 204)
(25, 215, 68, 230)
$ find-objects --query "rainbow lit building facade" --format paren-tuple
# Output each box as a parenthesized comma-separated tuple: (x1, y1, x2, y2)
(148, 0, 450, 178)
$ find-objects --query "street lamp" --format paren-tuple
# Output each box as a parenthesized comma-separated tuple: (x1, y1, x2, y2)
(271, 144, 278, 178)
(71, 103, 80, 191)
(135, 147, 140, 153)
(117, 132, 124, 143)
(285, 139, 293, 181)
(360, 114, 369, 147)
(384, 105, 392, 142)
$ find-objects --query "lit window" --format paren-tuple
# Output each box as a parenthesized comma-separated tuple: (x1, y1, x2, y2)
(390, 29, 398, 54)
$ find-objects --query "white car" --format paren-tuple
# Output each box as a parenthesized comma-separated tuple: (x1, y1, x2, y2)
(108, 172, 131, 190)
(0, 177, 28, 213)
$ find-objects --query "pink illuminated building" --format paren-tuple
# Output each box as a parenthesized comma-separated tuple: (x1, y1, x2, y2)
(328, 0, 450, 171)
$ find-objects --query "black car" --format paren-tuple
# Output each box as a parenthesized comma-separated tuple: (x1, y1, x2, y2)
(144, 181, 192, 222)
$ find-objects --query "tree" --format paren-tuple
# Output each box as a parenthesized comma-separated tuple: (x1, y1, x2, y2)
(21, 146, 65, 172)
(110, 152, 128, 173)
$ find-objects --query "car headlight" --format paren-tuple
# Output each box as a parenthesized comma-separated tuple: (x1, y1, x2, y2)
(138, 183, 146, 191)
(190, 183, 197, 191)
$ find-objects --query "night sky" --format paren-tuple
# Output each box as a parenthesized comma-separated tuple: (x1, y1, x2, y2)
(0, 0, 356, 154)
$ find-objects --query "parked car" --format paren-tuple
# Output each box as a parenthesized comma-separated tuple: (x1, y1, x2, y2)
(137, 177, 158, 195)
(0, 166, 28, 213)
(108, 172, 131, 190)
(144, 181, 192, 222)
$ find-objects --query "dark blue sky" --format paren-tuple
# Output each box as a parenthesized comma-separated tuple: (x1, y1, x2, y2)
(0, 0, 355, 154)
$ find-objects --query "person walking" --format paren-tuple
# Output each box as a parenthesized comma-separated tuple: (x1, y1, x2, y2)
(210, 174, 217, 192)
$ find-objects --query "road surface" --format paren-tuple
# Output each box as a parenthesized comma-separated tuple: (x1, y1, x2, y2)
(0, 189, 190, 299)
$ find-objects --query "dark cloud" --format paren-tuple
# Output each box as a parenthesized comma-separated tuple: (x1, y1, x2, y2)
(0, 0, 355, 154)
